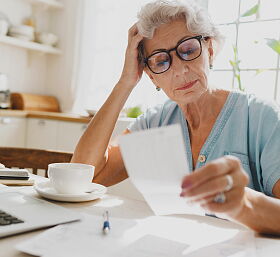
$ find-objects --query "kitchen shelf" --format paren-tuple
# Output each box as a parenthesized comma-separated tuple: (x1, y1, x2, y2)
(0, 35, 61, 55)
(25, 0, 64, 9)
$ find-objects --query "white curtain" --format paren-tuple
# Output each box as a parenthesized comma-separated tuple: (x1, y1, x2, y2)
(71, 0, 168, 115)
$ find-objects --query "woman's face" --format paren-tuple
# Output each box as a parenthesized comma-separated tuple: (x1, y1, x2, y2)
(143, 18, 213, 105)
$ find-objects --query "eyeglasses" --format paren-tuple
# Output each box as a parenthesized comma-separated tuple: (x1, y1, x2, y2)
(144, 35, 207, 74)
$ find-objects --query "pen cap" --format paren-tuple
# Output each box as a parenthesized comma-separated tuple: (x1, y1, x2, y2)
(103, 221, 110, 229)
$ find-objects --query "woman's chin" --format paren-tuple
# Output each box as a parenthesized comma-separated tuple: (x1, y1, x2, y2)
(173, 89, 205, 105)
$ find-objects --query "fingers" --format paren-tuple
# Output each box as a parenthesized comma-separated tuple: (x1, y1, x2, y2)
(201, 188, 245, 214)
(180, 155, 249, 217)
(126, 23, 144, 57)
(181, 155, 242, 190)
(128, 23, 143, 44)
(128, 23, 138, 39)
(119, 23, 145, 88)
(130, 33, 144, 49)
(184, 187, 245, 218)
(181, 172, 238, 200)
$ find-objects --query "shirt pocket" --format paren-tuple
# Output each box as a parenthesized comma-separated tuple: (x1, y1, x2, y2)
(224, 151, 254, 188)
(224, 151, 249, 166)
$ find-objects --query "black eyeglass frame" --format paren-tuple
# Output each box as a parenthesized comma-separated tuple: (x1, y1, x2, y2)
(144, 35, 208, 74)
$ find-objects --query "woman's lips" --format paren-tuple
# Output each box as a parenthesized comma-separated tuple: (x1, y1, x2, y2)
(176, 80, 198, 91)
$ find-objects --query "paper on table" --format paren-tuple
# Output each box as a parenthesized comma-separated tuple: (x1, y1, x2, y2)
(119, 124, 203, 215)
(16, 213, 137, 257)
(16, 213, 256, 257)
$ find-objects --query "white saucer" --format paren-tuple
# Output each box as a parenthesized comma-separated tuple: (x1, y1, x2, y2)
(34, 181, 107, 202)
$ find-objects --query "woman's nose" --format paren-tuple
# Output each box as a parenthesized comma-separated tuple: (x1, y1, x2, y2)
(171, 52, 189, 76)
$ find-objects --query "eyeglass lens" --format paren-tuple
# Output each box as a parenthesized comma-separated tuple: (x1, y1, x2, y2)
(147, 37, 201, 74)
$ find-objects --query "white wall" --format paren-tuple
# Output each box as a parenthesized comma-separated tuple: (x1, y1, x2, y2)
(46, 0, 80, 112)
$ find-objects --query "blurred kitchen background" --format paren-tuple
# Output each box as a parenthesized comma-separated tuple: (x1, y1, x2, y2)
(0, 0, 279, 152)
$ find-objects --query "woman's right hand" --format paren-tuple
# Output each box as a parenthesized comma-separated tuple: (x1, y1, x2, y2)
(118, 23, 144, 89)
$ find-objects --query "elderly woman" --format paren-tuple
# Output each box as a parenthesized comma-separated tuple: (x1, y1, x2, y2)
(72, 0, 280, 234)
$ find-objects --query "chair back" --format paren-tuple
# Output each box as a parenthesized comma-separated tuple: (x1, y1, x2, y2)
(0, 147, 72, 177)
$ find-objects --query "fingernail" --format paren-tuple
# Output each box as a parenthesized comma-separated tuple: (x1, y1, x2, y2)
(181, 180, 192, 189)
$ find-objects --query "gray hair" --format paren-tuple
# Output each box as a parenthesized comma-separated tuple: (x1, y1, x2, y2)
(137, 0, 224, 58)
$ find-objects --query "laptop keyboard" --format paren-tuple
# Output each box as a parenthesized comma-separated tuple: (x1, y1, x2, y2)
(0, 210, 24, 226)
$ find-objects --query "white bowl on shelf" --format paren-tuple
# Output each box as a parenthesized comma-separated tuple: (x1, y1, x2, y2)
(86, 109, 97, 117)
(8, 25, 34, 41)
(35, 32, 58, 46)
(9, 25, 34, 36)
(0, 20, 9, 36)
(8, 32, 34, 41)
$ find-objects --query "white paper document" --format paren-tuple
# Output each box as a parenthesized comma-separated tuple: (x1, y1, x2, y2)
(119, 124, 203, 215)
(16, 213, 256, 257)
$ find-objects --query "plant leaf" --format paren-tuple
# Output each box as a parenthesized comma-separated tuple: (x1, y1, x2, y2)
(255, 69, 266, 75)
(229, 60, 235, 67)
(241, 4, 259, 17)
(265, 38, 280, 55)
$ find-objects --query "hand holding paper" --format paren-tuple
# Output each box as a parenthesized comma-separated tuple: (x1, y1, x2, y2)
(119, 124, 203, 215)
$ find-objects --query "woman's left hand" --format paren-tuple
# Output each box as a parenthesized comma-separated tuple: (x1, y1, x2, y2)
(180, 155, 249, 218)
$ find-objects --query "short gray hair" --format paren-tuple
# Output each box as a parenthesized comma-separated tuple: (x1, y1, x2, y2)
(137, 0, 224, 57)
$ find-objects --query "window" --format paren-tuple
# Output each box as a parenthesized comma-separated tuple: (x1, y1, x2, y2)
(207, 0, 280, 102)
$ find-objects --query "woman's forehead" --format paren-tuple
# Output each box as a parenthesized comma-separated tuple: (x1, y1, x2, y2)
(143, 19, 193, 55)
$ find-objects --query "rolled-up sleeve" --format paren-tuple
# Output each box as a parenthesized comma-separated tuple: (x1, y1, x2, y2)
(261, 121, 280, 196)
(252, 99, 280, 196)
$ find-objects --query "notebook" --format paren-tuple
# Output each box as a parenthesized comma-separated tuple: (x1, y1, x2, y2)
(0, 189, 81, 238)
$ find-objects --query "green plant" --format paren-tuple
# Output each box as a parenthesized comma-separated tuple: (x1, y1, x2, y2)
(228, 3, 279, 92)
(265, 38, 280, 55)
(229, 46, 243, 91)
(126, 106, 143, 118)
(240, 4, 259, 18)
(229, 4, 260, 91)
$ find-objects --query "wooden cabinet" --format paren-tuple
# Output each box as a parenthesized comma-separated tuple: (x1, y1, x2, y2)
(26, 118, 57, 150)
(56, 121, 87, 152)
(26, 118, 88, 151)
(112, 118, 134, 139)
(1, 115, 134, 152)
(0, 117, 26, 147)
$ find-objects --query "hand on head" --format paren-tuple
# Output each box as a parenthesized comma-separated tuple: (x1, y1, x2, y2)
(180, 155, 249, 218)
(119, 23, 144, 88)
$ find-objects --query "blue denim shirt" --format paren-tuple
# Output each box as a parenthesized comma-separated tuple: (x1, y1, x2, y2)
(127, 91, 280, 196)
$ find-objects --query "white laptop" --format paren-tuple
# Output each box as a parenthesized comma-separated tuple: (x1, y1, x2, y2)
(0, 186, 81, 238)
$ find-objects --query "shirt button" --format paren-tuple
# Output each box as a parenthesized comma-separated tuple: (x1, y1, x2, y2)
(198, 154, 206, 163)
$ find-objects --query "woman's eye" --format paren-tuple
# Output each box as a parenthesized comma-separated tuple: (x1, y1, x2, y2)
(156, 60, 169, 67)
(181, 48, 195, 55)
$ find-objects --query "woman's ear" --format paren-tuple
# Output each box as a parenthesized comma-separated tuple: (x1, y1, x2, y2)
(208, 38, 214, 63)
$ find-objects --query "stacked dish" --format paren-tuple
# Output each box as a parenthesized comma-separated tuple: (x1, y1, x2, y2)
(8, 25, 34, 41)
(35, 32, 58, 46)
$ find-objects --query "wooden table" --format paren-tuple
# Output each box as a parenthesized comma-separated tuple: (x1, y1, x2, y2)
(0, 176, 279, 257)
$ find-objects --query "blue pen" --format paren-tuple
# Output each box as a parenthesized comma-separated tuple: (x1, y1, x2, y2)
(103, 211, 110, 234)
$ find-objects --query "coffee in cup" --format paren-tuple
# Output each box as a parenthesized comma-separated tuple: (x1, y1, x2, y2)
(47, 163, 95, 194)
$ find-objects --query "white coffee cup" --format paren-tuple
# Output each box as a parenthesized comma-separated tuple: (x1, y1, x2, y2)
(47, 163, 95, 194)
